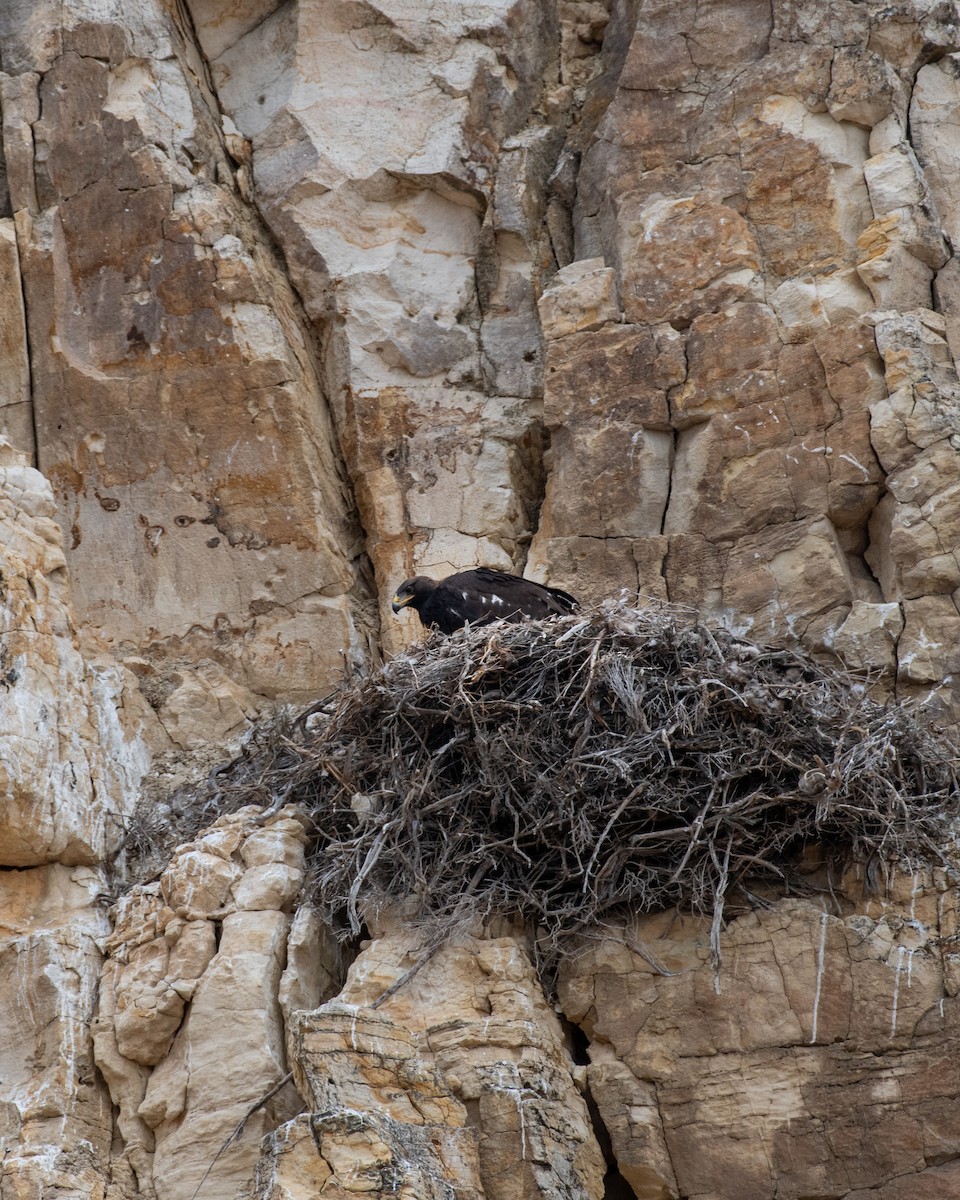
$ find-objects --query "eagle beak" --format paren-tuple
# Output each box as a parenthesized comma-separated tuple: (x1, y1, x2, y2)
(391, 594, 411, 613)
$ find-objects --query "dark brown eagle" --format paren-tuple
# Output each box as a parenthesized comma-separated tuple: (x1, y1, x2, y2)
(391, 567, 578, 635)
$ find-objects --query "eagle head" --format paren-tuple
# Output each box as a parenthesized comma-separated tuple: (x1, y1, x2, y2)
(391, 575, 435, 614)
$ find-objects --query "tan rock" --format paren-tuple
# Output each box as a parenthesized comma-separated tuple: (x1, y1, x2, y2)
(160, 849, 242, 918)
(153, 668, 254, 752)
(712, 518, 859, 648)
(334, 929, 606, 1200)
(586, 1047, 678, 1200)
(193, 0, 560, 649)
(537, 258, 621, 338)
(525, 535, 668, 608)
(830, 600, 904, 671)
(0, 440, 151, 866)
(897, 595, 960, 686)
(863, 145, 948, 268)
(857, 212, 935, 309)
(95, 808, 317, 1197)
(232, 862, 303, 911)
(9, 2, 374, 721)
(911, 54, 960, 249)
(278, 904, 343, 1023)
(0, 220, 33, 456)
(142, 909, 299, 1200)
(559, 890, 956, 1200)
(256, 1002, 484, 1200)
(627, 196, 763, 324)
(0, 865, 113, 1199)
(94, 960, 156, 1193)
(539, 323, 675, 541)
(113, 913, 217, 1066)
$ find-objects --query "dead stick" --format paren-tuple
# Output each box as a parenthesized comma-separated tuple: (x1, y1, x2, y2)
(370, 939, 444, 1010)
(189, 1071, 295, 1200)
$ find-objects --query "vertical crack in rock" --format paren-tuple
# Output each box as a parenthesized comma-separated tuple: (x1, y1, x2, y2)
(0, 73, 37, 460)
(560, 1015, 638, 1200)
(1, 214, 37, 462)
(192, 1, 565, 647)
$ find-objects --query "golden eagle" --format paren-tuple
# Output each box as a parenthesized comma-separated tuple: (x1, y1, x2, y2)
(391, 567, 578, 634)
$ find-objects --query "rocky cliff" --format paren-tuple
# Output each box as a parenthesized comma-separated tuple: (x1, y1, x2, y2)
(4, 1, 960, 1197)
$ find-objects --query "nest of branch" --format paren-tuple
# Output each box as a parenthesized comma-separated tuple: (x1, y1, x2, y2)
(203, 603, 959, 959)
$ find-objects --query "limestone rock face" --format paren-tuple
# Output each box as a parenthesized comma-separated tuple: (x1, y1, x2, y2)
(559, 869, 960, 1200)
(92, 805, 960, 1200)
(7, 1, 960, 1199)
(93, 808, 315, 1200)
(331, 929, 607, 1200)
(187, 0, 559, 646)
(0, 865, 114, 1200)
(523, 0, 960, 720)
(259, 1004, 485, 1200)
(0, 437, 150, 866)
(4, 0, 376, 728)
(6, 0, 960, 700)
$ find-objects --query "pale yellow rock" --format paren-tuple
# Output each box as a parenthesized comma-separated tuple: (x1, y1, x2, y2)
(0, 440, 150, 867)
(830, 600, 904, 670)
(154, 669, 253, 752)
(769, 267, 873, 342)
(911, 54, 960, 249)
(537, 257, 621, 338)
(160, 849, 242, 918)
(94, 961, 156, 1193)
(112, 915, 217, 1066)
(0, 865, 114, 1200)
(278, 904, 342, 1023)
(0, 220, 33, 456)
(143, 909, 298, 1200)
(232, 862, 303, 911)
(96, 809, 318, 1198)
(241, 822, 309, 869)
(334, 930, 607, 1200)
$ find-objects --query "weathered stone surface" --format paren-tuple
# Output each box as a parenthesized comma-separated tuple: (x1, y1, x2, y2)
(0, 864, 113, 1200)
(528, 0, 960, 713)
(559, 877, 960, 1200)
(95, 809, 308, 1199)
(0, 220, 33, 455)
(191, 0, 559, 646)
(829, 599, 904, 671)
(270, 1004, 484, 1200)
(7, 0, 376, 726)
(10, 3, 960, 1199)
(331, 928, 607, 1200)
(0, 439, 152, 866)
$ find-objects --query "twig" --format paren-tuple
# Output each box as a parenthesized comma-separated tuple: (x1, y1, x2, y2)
(189, 1071, 295, 1200)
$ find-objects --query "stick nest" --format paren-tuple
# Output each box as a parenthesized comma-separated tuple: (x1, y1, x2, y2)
(200, 603, 960, 955)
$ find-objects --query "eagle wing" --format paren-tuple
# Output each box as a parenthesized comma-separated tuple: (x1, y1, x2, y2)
(442, 568, 578, 623)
